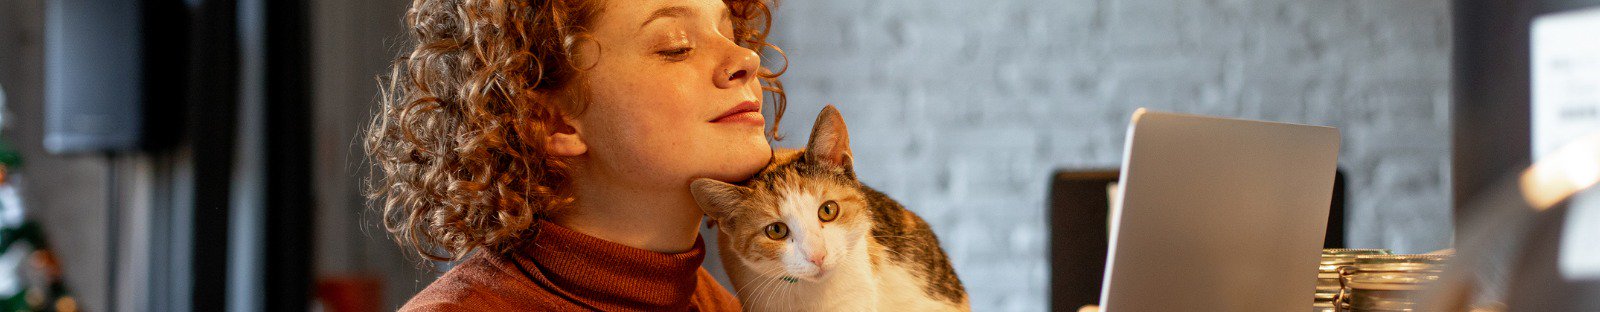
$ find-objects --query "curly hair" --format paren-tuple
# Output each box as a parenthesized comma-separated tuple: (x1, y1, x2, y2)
(366, 0, 788, 262)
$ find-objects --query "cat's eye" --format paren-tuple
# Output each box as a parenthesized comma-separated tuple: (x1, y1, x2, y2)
(818, 200, 839, 222)
(764, 222, 789, 240)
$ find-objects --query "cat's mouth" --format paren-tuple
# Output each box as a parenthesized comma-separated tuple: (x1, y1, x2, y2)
(792, 266, 829, 281)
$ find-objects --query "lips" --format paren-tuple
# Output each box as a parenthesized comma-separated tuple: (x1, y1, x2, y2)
(710, 101, 764, 126)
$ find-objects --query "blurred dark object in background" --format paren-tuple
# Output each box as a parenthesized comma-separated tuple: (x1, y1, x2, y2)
(43, 0, 188, 155)
(32, 0, 313, 310)
(44, 0, 143, 154)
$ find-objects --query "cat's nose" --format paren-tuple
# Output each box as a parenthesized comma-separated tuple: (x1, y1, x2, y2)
(807, 252, 827, 267)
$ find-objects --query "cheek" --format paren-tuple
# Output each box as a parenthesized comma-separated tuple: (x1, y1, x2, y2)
(830, 212, 872, 248)
(577, 67, 770, 184)
(822, 222, 863, 252)
(582, 101, 685, 156)
(577, 72, 700, 173)
(694, 132, 770, 182)
(739, 235, 789, 266)
(583, 68, 693, 138)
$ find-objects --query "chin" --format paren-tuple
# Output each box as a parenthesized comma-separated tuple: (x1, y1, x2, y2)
(704, 138, 771, 182)
(729, 141, 773, 178)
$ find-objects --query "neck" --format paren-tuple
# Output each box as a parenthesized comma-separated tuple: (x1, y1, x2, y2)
(554, 174, 704, 253)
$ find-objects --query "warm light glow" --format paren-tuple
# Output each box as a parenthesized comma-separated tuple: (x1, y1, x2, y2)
(1522, 132, 1600, 210)
(54, 297, 77, 312)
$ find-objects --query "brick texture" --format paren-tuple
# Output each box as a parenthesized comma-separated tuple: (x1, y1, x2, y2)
(760, 0, 1453, 310)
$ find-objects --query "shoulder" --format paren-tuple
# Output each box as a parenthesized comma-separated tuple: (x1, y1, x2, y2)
(692, 267, 742, 312)
(398, 252, 562, 311)
(397, 300, 471, 312)
(398, 255, 510, 311)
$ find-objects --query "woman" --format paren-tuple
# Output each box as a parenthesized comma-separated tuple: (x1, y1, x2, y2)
(365, 0, 786, 310)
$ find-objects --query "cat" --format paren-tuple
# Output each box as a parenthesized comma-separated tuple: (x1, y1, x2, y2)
(690, 105, 969, 312)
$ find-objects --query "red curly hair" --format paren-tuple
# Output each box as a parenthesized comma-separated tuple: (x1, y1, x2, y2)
(366, 0, 787, 261)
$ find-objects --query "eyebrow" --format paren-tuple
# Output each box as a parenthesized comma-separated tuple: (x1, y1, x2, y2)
(639, 6, 694, 30)
(638, 5, 734, 31)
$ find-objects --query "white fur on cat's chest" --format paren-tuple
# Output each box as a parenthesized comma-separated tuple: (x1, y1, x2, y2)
(871, 263, 965, 311)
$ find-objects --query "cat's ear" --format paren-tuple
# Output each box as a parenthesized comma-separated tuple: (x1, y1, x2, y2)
(805, 105, 853, 171)
(690, 178, 750, 219)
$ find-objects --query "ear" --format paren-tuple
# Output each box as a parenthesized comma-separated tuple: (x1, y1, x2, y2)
(544, 111, 587, 157)
(690, 178, 750, 220)
(805, 105, 853, 171)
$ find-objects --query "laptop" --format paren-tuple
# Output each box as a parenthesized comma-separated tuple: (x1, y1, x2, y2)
(1098, 109, 1341, 311)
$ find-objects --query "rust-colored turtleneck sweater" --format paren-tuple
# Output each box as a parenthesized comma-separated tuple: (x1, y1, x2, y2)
(399, 220, 741, 311)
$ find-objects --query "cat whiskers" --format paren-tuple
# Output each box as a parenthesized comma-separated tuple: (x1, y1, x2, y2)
(751, 273, 788, 309)
(737, 265, 786, 306)
(752, 265, 808, 310)
(760, 274, 796, 311)
(735, 265, 781, 295)
(745, 264, 806, 308)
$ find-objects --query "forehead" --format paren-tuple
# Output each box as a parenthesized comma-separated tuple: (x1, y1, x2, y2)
(745, 164, 850, 218)
(773, 183, 823, 217)
(592, 0, 731, 35)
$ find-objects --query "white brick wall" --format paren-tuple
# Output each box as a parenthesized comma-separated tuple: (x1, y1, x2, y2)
(763, 0, 1452, 310)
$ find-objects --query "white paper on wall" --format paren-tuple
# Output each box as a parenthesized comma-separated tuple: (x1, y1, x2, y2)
(1532, 6, 1600, 281)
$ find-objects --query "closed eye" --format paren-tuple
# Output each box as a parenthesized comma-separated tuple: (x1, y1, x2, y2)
(658, 47, 692, 60)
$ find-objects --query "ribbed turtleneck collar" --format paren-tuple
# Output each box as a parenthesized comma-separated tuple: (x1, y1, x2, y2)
(512, 219, 708, 311)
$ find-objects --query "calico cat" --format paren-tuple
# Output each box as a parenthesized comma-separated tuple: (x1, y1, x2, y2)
(690, 105, 969, 311)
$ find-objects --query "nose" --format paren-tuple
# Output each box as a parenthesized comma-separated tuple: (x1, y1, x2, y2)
(713, 43, 761, 89)
(806, 250, 827, 267)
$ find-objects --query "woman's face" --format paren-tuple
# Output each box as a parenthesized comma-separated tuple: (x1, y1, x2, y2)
(566, 0, 771, 191)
